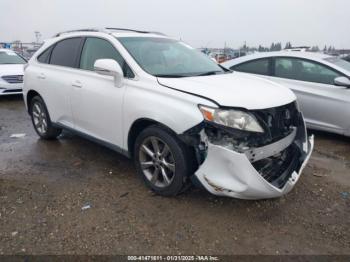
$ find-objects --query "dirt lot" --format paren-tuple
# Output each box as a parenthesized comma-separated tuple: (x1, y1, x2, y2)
(0, 95, 349, 255)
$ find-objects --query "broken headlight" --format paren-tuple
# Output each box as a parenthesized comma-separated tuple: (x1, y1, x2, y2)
(199, 105, 264, 133)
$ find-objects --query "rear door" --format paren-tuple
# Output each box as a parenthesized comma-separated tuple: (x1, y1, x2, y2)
(70, 37, 135, 147)
(270, 57, 347, 133)
(35, 37, 84, 128)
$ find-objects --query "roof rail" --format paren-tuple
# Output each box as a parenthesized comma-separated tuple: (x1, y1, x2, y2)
(54, 27, 166, 37)
(54, 28, 105, 37)
(105, 27, 166, 36)
(105, 27, 149, 33)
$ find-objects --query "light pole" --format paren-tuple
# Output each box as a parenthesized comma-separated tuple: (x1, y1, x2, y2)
(34, 31, 42, 44)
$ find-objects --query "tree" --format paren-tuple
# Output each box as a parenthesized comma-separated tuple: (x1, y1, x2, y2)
(242, 41, 247, 52)
(285, 42, 292, 49)
(269, 42, 282, 51)
(276, 42, 282, 51)
(258, 45, 269, 52)
(311, 45, 320, 52)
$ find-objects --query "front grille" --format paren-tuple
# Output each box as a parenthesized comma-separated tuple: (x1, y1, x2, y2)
(253, 144, 302, 189)
(250, 102, 305, 189)
(1, 75, 23, 84)
(251, 102, 301, 144)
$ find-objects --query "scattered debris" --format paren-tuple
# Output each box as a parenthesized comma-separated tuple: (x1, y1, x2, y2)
(73, 160, 82, 167)
(313, 173, 327, 177)
(120, 192, 129, 198)
(81, 204, 91, 210)
(340, 192, 349, 199)
(10, 133, 26, 138)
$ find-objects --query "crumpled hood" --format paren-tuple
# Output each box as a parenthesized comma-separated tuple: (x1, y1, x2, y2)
(0, 64, 24, 77)
(158, 72, 296, 110)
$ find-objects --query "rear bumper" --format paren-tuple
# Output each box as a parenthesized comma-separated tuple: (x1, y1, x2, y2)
(194, 134, 314, 200)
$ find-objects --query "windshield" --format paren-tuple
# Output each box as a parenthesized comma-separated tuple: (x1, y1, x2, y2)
(324, 57, 350, 72)
(0, 50, 26, 64)
(117, 37, 226, 77)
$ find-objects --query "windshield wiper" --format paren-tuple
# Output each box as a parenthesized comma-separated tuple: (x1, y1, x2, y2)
(155, 74, 188, 78)
(196, 71, 223, 76)
(155, 71, 225, 78)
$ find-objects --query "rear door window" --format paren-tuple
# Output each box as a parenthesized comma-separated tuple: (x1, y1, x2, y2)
(49, 38, 83, 68)
(274, 57, 342, 85)
(232, 58, 270, 75)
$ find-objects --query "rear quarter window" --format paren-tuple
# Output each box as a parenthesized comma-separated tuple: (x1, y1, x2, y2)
(49, 38, 83, 68)
(37, 46, 53, 64)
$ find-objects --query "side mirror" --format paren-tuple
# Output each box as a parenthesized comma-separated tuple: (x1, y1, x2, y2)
(94, 59, 123, 87)
(334, 76, 350, 87)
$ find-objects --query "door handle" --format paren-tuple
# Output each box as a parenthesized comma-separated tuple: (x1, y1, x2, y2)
(72, 80, 82, 88)
(37, 73, 46, 79)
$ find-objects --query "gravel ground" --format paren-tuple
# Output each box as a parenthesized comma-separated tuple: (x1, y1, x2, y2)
(0, 95, 349, 255)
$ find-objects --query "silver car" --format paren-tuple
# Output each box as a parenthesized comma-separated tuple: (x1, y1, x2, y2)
(222, 51, 350, 136)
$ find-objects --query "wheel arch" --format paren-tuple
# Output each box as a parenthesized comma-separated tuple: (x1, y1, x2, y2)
(26, 90, 41, 112)
(127, 118, 182, 158)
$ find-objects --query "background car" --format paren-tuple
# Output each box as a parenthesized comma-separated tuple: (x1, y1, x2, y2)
(222, 51, 350, 137)
(343, 55, 350, 63)
(0, 49, 26, 96)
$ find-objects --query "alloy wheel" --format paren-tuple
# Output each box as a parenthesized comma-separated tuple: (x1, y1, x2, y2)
(32, 102, 47, 135)
(139, 136, 176, 188)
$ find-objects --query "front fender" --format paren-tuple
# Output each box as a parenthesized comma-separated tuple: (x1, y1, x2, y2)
(122, 80, 215, 150)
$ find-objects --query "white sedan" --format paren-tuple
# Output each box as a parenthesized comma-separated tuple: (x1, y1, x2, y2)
(222, 51, 350, 137)
(0, 49, 26, 96)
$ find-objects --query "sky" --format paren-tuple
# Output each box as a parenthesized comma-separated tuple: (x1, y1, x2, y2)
(0, 0, 349, 49)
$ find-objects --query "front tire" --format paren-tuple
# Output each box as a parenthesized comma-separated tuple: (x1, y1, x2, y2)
(134, 125, 191, 196)
(29, 96, 62, 139)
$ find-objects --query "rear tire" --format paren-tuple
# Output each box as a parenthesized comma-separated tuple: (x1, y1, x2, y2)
(134, 125, 192, 196)
(29, 96, 62, 140)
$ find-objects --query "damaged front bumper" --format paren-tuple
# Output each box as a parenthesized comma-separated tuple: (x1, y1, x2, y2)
(189, 102, 314, 200)
(195, 134, 313, 199)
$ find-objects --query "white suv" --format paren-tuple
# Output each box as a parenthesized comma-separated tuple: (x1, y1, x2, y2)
(23, 28, 314, 199)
